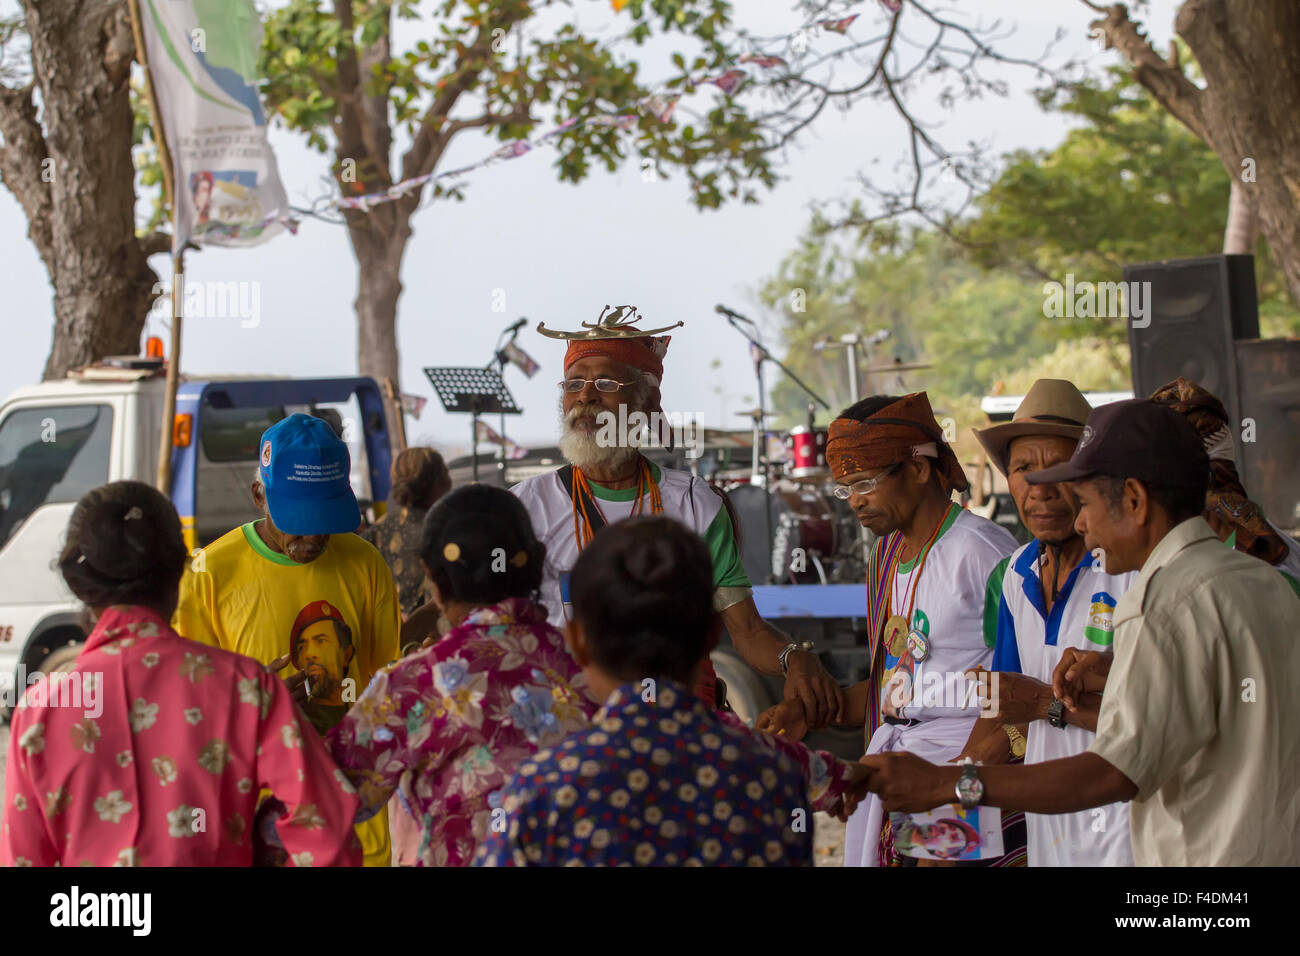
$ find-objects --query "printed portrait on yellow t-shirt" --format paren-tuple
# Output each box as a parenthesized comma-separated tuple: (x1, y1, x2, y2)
(290, 601, 358, 732)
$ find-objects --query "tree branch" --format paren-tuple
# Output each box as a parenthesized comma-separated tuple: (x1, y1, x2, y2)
(138, 230, 173, 258)
(0, 79, 53, 265)
(1085, 1, 1208, 140)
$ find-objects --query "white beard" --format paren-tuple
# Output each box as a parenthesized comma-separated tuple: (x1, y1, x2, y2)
(558, 402, 641, 474)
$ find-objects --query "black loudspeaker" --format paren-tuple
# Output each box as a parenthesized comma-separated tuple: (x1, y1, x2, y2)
(1235, 339, 1300, 530)
(1124, 255, 1260, 429)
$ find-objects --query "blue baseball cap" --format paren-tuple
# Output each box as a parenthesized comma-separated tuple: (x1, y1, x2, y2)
(258, 413, 361, 535)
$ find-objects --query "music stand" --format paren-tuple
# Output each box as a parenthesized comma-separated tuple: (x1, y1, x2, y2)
(423, 367, 522, 482)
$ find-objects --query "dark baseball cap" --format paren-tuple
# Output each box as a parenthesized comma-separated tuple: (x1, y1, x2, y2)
(1026, 398, 1209, 489)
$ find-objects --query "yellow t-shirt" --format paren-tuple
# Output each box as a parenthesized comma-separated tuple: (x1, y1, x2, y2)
(174, 522, 401, 866)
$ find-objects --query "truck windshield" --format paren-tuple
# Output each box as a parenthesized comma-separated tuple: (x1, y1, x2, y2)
(0, 404, 113, 549)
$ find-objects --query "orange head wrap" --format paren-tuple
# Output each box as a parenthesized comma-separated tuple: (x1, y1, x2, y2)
(826, 391, 969, 493)
(563, 336, 669, 382)
(564, 336, 670, 415)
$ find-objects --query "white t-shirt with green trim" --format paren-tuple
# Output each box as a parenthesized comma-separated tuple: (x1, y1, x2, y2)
(510, 460, 750, 627)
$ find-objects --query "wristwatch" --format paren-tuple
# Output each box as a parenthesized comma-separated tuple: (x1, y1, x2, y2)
(778, 640, 815, 675)
(955, 760, 984, 810)
(1002, 723, 1027, 759)
(1047, 697, 1068, 729)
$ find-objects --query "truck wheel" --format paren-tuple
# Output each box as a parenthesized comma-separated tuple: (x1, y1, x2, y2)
(36, 642, 84, 676)
(710, 648, 776, 725)
(2, 632, 85, 724)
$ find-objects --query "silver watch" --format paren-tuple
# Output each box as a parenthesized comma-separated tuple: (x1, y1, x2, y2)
(955, 760, 984, 810)
(778, 640, 815, 675)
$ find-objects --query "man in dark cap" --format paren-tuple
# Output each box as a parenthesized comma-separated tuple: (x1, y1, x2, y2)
(862, 399, 1300, 865)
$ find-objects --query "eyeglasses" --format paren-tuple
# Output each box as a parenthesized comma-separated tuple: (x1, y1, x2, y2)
(559, 378, 637, 394)
(831, 461, 904, 499)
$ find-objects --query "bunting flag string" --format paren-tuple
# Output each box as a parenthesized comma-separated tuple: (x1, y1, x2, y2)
(202, 3, 891, 240)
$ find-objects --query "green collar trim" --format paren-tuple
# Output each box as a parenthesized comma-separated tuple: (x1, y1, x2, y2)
(241, 522, 300, 567)
(588, 459, 662, 501)
(897, 503, 960, 575)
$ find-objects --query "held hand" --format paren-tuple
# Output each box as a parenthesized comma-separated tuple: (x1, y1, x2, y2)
(267, 653, 309, 709)
(782, 651, 845, 728)
(833, 763, 876, 822)
(970, 669, 1052, 724)
(755, 698, 809, 741)
(1052, 648, 1113, 711)
(859, 752, 955, 815)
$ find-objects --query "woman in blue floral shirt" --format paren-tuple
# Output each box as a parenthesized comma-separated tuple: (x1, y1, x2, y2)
(327, 485, 595, 866)
(477, 517, 871, 866)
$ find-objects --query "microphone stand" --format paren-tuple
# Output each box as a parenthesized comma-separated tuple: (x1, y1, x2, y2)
(488, 320, 526, 485)
(717, 307, 831, 585)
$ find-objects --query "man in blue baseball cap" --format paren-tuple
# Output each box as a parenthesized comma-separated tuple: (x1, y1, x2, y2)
(174, 413, 401, 866)
(255, 413, 362, 561)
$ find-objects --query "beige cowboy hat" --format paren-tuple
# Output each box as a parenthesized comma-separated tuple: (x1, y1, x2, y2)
(973, 379, 1093, 476)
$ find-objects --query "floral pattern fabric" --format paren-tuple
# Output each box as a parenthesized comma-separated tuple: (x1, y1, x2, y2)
(1, 606, 361, 867)
(326, 596, 595, 866)
(474, 680, 825, 867)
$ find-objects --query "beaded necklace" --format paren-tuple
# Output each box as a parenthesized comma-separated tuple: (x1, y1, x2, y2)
(570, 455, 664, 550)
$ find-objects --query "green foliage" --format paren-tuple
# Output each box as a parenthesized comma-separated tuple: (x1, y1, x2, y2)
(758, 63, 1299, 440)
(956, 66, 1296, 337)
(257, 0, 771, 207)
(759, 230, 1054, 427)
(131, 80, 169, 236)
(993, 337, 1131, 396)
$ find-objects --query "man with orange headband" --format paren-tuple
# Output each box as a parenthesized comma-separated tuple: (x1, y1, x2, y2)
(510, 306, 843, 724)
(758, 392, 1020, 866)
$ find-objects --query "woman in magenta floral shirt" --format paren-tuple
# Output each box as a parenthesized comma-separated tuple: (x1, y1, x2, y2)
(2, 482, 359, 867)
(327, 485, 595, 866)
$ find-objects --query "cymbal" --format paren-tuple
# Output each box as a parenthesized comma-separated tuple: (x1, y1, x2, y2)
(863, 362, 932, 373)
(734, 409, 777, 418)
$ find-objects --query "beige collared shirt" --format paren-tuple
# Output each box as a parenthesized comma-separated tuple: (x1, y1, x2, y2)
(1089, 516, 1300, 866)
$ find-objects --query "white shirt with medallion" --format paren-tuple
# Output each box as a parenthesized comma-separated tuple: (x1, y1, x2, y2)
(844, 505, 1017, 866)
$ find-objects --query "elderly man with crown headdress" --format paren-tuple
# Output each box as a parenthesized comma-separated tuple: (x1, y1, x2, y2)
(510, 306, 843, 724)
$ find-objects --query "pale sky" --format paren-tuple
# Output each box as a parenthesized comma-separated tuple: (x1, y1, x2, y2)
(0, 0, 1182, 452)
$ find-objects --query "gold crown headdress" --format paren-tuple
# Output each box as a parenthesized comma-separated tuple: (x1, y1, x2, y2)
(537, 304, 683, 340)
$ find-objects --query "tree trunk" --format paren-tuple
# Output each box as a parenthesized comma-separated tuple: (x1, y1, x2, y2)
(1096, 0, 1300, 304)
(1175, 0, 1299, 296)
(347, 213, 410, 390)
(0, 0, 162, 380)
(1223, 179, 1258, 255)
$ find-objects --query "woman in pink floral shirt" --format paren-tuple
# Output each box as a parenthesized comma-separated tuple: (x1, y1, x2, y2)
(1, 481, 361, 867)
(327, 485, 596, 866)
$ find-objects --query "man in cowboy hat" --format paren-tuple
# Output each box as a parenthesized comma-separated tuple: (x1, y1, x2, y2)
(510, 306, 843, 725)
(759, 391, 1020, 866)
(964, 379, 1136, 866)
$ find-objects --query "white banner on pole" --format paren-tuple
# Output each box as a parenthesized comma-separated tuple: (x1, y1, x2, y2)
(139, 0, 289, 249)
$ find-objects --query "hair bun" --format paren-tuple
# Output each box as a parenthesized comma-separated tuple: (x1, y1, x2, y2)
(622, 538, 680, 590)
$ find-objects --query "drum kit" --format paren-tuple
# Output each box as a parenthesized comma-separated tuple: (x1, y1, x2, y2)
(713, 412, 870, 587)
(705, 307, 931, 587)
